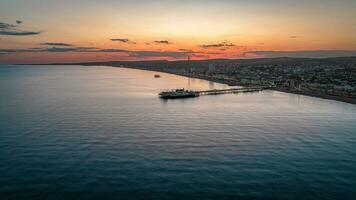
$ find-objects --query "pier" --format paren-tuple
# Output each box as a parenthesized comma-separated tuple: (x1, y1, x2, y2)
(159, 86, 270, 99)
(197, 87, 268, 96)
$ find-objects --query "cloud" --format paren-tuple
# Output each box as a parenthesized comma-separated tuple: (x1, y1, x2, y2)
(201, 44, 225, 48)
(46, 47, 98, 52)
(190, 54, 210, 59)
(0, 22, 41, 36)
(16, 20, 23, 24)
(200, 42, 235, 48)
(97, 49, 129, 52)
(178, 49, 193, 52)
(40, 42, 73, 46)
(0, 46, 188, 57)
(0, 31, 41, 36)
(0, 45, 228, 60)
(0, 47, 128, 53)
(246, 50, 356, 58)
(0, 47, 193, 59)
(0, 22, 16, 29)
(110, 38, 136, 44)
(111, 38, 129, 43)
(154, 40, 171, 44)
(290, 36, 297, 38)
(129, 50, 189, 58)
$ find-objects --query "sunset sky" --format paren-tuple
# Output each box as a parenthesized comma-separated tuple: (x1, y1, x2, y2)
(1, 0, 356, 63)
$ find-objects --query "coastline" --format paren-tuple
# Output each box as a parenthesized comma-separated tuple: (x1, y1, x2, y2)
(273, 88, 356, 105)
(104, 65, 356, 105)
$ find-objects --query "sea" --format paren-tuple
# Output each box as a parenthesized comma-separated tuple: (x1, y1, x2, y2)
(0, 65, 355, 200)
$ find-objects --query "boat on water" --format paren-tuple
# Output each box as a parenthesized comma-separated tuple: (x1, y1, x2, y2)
(154, 74, 161, 78)
(159, 89, 199, 99)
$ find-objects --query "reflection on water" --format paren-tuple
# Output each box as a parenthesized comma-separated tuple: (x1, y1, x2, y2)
(0, 65, 355, 200)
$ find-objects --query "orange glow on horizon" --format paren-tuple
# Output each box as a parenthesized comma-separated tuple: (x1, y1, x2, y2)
(1, 0, 355, 63)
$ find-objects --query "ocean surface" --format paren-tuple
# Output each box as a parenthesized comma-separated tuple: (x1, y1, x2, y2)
(0, 65, 355, 200)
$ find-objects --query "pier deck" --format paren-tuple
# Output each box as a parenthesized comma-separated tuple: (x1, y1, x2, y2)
(159, 86, 270, 99)
(197, 87, 268, 96)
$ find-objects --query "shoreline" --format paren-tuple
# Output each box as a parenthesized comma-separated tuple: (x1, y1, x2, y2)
(108, 65, 356, 105)
(273, 88, 356, 105)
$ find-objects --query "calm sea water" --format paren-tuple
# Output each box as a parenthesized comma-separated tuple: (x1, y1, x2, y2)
(0, 65, 355, 200)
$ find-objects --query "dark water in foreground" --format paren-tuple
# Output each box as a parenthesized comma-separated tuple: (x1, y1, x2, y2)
(0, 65, 355, 200)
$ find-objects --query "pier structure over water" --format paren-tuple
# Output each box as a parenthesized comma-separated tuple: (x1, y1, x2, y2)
(197, 86, 269, 96)
(159, 86, 271, 99)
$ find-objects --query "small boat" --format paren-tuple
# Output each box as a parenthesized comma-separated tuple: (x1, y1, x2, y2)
(154, 74, 161, 78)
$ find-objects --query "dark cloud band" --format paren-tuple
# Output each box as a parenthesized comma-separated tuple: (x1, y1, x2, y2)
(154, 40, 171, 44)
(110, 38, 136, 44)
(111, 38, 129, 43)
(0, 22, 41, 36)
(200, 42, 235, 48)
(0, 47, 190, 59)
(129, 50, 189, 57)
(40, 42, 73, 46)
(0, 46, 130, 53)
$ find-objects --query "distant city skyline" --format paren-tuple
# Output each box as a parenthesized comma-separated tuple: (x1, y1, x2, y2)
(1, 0, 356, 63)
